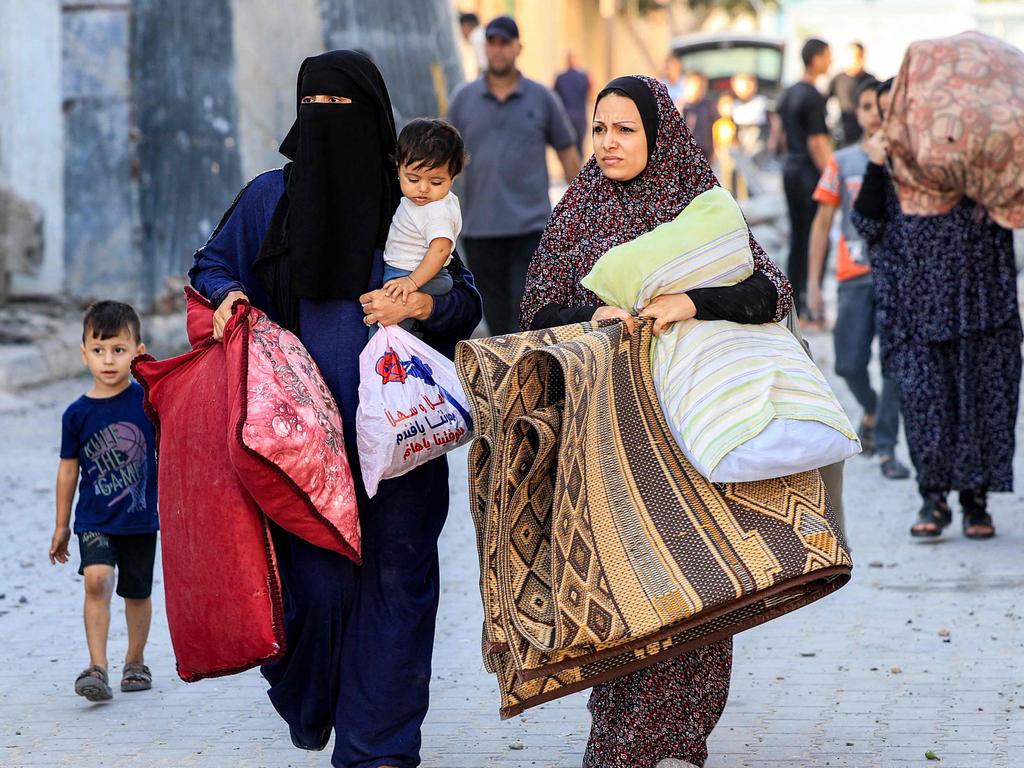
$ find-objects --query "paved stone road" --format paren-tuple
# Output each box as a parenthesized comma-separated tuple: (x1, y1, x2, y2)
(1, 331, 1021, 768)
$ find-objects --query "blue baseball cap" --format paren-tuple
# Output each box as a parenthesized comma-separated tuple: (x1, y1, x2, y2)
(485, 15, 519, 42)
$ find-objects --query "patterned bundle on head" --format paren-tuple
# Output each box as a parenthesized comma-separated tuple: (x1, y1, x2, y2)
(885, 31, 1024, 228)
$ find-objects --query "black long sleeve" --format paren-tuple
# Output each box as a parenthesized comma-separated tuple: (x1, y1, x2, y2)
(853, 161, 887, 220)
(529, 302, 601, 330)
(687, 271, 780, 324)
(529, 271, 779, 330)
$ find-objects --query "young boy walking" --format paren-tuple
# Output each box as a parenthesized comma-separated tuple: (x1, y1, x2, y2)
(807, 79, 910, 480)
(49, 301, 159, 701)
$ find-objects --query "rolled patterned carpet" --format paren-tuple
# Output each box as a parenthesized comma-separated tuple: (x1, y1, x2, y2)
(455, 318, 852, 718)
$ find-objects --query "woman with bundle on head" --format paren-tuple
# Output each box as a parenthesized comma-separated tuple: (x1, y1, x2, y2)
(520, 74, 793, 768)
(189, 50, 482, 768)
(851, 78, 1021, 541)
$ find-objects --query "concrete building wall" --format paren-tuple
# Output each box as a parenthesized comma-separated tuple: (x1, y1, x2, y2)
(320, 0, 466, 121)
(0, 0, 64, 297)
(0, 0, 469, 307)
(132, 0, 244, 303)
(776, 0, 997, 83)
(230, 0, 324, 181)
(458, 1, 672, 86)
(61, 0, 141, 304)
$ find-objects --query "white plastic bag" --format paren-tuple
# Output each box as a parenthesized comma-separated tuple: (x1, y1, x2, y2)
(356, 324, 473, 497)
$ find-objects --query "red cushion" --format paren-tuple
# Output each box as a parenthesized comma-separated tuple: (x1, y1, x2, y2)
(222, 300, 361, 561)
(184, 286, 215, 346)
(133, 289, 285, 681)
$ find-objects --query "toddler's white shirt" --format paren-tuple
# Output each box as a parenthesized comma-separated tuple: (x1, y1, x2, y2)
(383, 192, 462, 272)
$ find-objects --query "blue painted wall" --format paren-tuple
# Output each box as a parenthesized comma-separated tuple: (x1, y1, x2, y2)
(132, 0, 244, 305)
(62, 3, 141, 304)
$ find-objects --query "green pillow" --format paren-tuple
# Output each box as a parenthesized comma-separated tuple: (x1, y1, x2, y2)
(581, 186, 754, 313)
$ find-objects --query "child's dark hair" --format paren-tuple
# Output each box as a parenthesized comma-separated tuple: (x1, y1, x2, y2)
(82, 301, 142, 344)
(854, 77, 880, 105)
(397, 118, 466, 177)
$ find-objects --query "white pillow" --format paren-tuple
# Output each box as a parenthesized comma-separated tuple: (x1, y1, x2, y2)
(677, 417, 861, 483)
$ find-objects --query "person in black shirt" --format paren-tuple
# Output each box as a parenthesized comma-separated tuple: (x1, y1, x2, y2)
(776, 38, 833, 320)
(829, 42, 876, 147)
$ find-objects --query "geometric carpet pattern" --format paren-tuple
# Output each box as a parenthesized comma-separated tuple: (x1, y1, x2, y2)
(455, 319, 852, 718)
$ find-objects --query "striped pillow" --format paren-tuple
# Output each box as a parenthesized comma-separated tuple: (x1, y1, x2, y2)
(581, 187, 754, 310)
(582, 187, 858, 481)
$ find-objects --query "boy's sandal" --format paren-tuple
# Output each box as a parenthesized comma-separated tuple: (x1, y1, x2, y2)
(910, 500, 952, 538)
(120, 662, 152, 692)
(963, 509, 995, 540)
(75, 665, 113, 701)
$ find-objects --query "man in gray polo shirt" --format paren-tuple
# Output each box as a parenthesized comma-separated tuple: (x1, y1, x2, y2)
(448, 15, 582, 335)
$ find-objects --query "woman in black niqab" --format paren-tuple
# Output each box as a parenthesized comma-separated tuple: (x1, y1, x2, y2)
(188, 50, 482, 768)
(278, 49, 401, 300)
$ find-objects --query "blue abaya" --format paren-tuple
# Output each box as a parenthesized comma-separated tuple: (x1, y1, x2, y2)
(189, 168, 482, 768)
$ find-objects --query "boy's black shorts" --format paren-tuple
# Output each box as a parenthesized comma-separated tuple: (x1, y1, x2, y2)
(77, 531, 158, 599)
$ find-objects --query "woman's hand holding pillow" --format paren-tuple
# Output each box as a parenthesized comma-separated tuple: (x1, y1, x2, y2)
(639, 293, 697, 336)
(214, 291, 249, 341)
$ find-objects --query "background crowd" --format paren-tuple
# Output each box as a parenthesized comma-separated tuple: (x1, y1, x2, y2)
(449, 12, 1022, 544)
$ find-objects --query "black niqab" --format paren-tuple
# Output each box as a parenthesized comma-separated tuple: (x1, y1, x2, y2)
(596, 76, 660, 163)
(280, 50, 401, 300)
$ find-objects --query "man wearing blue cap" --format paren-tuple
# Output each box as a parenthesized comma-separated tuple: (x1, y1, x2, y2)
(449, 15, 582, 335)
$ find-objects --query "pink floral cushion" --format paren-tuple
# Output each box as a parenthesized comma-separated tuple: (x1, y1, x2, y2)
(223, 298, 361, 562)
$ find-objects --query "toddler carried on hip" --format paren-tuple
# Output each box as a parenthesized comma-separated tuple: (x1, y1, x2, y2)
(377, 118, 467, 336)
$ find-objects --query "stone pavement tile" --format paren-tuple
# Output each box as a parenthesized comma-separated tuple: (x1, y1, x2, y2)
(809, 725, 879, 743)
(3, 349, 1024, 766)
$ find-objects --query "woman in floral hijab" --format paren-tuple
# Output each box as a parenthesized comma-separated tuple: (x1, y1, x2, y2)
(520, 75, 792, 767)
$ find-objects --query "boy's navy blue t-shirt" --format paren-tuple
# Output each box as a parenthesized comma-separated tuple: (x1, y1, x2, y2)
(60, 381, 159, 535)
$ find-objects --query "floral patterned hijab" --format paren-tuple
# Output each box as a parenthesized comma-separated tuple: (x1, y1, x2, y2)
(520, 75, 778, 330)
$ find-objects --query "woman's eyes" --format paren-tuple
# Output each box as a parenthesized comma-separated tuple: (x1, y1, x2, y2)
(300, 96, 350, 104)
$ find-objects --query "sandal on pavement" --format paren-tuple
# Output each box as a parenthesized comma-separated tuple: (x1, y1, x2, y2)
(910, 496, 952, 538)
(880, 456, 911, 480)
(962, 509, 995, 539)
(120, 662, 152, 692)
(961, 490, 995, 539)
(75, 665, 113, 702)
